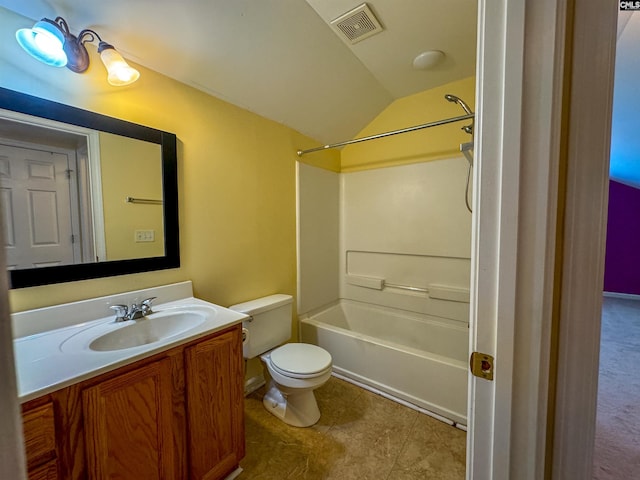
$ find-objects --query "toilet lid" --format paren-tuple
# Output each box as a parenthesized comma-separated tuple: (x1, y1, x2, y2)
(270, 343, 332, 376)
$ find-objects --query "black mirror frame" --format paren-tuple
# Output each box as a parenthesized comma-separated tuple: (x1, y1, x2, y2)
(0, 87, 180, 289)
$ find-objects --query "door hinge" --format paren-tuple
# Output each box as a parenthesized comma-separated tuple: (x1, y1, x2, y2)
(65, 168, 74, 179)
(470, 352, 494, 381)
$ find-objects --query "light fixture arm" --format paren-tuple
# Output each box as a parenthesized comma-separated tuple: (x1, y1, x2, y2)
(75, 29, 121, 71)
(77, 28, 104, 45)
(16, 15, 140, 86)
(46, 17, 94, 73)
(52, 17, 71, 36)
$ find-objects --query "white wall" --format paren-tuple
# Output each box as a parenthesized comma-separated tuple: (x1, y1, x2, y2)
(297, 157, 471, 322)
(340, 158, 472, 322)
(296, 162, 340, 314)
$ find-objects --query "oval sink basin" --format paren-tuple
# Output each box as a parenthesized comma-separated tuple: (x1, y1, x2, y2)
(89, 311, 206, 352)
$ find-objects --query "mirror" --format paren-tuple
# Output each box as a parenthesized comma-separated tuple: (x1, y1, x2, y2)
(0, 87, 179, 289)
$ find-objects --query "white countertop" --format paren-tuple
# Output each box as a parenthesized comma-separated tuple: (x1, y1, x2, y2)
(12, 283, 248, 403)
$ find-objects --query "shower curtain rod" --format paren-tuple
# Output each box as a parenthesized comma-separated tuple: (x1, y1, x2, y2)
(296, 113, 474, 157)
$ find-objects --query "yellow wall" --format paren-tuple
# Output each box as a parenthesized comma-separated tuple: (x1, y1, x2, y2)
(99, 132, 164, 260)
(340, 76, 475, 172)
(2, 8, 339, 323)
(2, 7, 466, 319)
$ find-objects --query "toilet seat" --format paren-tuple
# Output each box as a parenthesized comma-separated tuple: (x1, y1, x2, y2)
(269, 343, 332, 379)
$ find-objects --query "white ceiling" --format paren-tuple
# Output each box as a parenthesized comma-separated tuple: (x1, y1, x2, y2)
(1, 0, 478, 144)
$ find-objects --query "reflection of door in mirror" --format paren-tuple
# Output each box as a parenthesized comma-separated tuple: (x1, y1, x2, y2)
(0, 122, 98, 269)
(1, 144, 78, 268)
(0, 88, 179, 288)
(0, 109, 167, 273)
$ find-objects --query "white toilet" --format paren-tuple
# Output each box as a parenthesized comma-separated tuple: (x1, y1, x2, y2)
(229, 294, 332, 427)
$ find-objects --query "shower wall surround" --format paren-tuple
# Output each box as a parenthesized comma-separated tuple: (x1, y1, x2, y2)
(297, 162, 340, 314)
(340, 158, 471, 320)
(297, 157, 472, 321)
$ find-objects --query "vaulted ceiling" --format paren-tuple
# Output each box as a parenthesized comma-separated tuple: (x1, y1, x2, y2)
(3, 2, 637, 188)
(1, 0, 478, 144)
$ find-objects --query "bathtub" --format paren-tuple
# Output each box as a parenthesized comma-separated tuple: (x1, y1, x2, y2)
(300, 299, 468, 426)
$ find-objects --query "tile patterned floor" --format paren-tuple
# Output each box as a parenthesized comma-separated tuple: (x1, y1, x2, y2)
(239, 377, 466, 479)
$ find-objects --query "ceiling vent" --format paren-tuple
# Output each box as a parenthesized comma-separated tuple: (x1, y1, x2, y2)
(330, 3, 384, 45)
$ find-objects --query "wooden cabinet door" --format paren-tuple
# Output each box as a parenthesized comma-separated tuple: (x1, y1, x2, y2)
(185, 327, 244, 480)
(22, 401, 58, 480)
(28, 459, 58, 480)
(82, 358, 175, 479)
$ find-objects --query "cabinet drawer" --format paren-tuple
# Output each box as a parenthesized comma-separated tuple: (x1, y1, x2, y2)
(22, 403, 56, 468)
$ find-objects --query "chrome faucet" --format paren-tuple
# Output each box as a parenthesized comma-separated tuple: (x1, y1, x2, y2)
(110, 297, 157, 322)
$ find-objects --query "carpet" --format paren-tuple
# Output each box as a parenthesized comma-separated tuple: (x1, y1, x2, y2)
(593, 296, 640, 479)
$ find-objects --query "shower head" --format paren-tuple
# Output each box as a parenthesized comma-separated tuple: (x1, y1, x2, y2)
(444, 94, 474, 115)
(445, 94, 474, 135)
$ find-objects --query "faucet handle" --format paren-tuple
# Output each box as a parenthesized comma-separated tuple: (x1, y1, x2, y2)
(110, 304, 129, 322)
(140, 297, 157, 315)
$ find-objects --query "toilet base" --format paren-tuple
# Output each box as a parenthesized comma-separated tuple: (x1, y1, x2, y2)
(262, 382, 321, 427)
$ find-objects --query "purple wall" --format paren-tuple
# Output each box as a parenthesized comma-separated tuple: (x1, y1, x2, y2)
(604, 180, 640, 295)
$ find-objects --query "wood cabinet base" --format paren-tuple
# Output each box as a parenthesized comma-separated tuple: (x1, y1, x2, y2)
(21, 325, 245, 480)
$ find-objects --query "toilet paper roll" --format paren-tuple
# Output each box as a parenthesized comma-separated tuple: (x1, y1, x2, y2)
(242, 328, 249, 345)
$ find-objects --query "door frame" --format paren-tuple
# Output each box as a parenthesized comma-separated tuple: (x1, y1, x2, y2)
(0, 108, 106, 262)
(0, 152, 25, 478)
(551, 1, 617, 478)
(0, 138, 84, 265)
(469, 0, 527, 477)
(469, 0, 618, 478)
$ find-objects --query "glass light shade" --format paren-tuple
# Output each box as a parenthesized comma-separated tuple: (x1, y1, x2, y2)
(16, 19, 67, 67)
(412, 50, 445, 70)
(99, 47, 140, 86)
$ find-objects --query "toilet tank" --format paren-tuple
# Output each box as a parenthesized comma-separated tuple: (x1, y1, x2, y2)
(229, 294, 293, 359)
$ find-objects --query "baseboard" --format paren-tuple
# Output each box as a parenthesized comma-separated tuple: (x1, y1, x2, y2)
(244, 375, 266, 396)
(603, 291, 640, 301)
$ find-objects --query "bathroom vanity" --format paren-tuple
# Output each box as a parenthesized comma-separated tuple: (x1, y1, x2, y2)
(13, 282, 246, 480)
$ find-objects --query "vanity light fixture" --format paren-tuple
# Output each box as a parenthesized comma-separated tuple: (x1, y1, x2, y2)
(16, 16, 140, 86)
